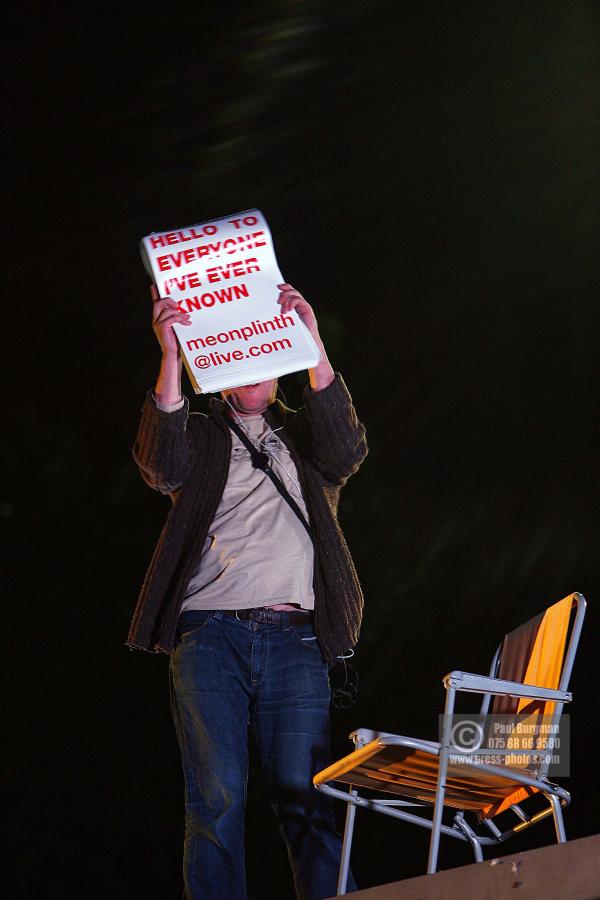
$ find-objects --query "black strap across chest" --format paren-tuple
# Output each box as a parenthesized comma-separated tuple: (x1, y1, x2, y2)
(225, 416, 313, 540)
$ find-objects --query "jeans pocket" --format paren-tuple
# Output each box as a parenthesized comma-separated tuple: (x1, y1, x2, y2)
(289, 624, 329, 679)
(290, 622, 321, 649)
(177, 612, 213, 644)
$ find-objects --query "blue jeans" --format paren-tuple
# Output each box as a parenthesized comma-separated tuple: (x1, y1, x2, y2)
(169, 610, 355, 900)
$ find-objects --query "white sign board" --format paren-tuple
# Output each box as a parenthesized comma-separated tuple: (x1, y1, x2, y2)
(140, 209, 320, 393)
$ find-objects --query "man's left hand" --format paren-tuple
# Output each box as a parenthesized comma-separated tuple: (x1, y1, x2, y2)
(276, 283, 335, 391)
(277, 284, 320, 341)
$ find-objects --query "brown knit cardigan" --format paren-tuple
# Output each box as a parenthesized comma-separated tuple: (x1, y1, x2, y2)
(127, 373, 367, 659)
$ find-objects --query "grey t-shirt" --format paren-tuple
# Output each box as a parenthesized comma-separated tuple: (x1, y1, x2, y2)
(180, 413, 315, 612)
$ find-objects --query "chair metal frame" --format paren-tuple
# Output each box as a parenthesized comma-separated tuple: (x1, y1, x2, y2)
(314, 592, 586, 894)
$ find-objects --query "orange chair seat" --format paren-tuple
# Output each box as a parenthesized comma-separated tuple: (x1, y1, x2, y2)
(314, 738, 539, 813)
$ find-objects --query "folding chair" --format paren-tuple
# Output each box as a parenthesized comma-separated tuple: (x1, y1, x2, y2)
(314, 592, 587, 894)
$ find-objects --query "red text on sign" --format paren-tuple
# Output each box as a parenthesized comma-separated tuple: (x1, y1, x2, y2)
(193, 338, 293, 369)
(186, 314, 294, 350)
(205, 257, 260, 284)
(163, 272, 202, 295)
(228, 215, 258, 229)
(176, 283, 250, 313)
(156, 232, 267, 270)
(150, 224, 218, 249)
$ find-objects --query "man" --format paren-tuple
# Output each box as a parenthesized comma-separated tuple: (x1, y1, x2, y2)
(127, 282, 367, 899)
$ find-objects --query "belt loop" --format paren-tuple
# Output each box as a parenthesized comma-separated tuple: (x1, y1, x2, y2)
(282, 611, 291, 631)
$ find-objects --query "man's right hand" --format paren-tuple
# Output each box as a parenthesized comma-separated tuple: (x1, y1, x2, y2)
(151, 284, 191, 357)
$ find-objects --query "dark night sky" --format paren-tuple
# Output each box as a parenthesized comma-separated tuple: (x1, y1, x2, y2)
(6, 2, 600, 897)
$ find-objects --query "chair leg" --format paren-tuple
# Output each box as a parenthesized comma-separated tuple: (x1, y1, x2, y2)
(337, 789, 358, 896)
(427, 773, 447, 872)
(427, 688, 456, 874)
(453, 812, 484, 863)
(548, 793, 567, 843)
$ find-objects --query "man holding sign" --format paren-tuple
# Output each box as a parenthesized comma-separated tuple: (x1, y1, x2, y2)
(128, 282, 367, 899)
(139, 210, 323, 394)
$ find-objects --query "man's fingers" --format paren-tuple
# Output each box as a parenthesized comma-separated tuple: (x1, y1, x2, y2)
(154, 309, 191, 327)
(277, 284, 304, 302)
(277, 289, 305, 308)
(278, 293, 310, 313)
(276, 285, 317, 325)
(279, 299, 301, 312)
(151, 292, 180, 315)
(155, 298, 179, 310)
(156, 311, 191, 324)
(152, 298, 180, 320)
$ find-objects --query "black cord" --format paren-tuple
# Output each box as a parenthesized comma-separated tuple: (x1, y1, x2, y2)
(276, 382, 288, 406)
(330, 658, 359, 709)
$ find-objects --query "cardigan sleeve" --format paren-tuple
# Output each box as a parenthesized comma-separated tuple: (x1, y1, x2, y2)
(301, 373, 367, 484)
(132, 391, 198, 494)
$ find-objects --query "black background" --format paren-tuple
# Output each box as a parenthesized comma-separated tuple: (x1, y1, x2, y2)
(6, 2, 599, 897)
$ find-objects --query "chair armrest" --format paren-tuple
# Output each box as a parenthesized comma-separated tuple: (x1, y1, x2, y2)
(443, 671, 572, 703)
(349, 728, 398, 747)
